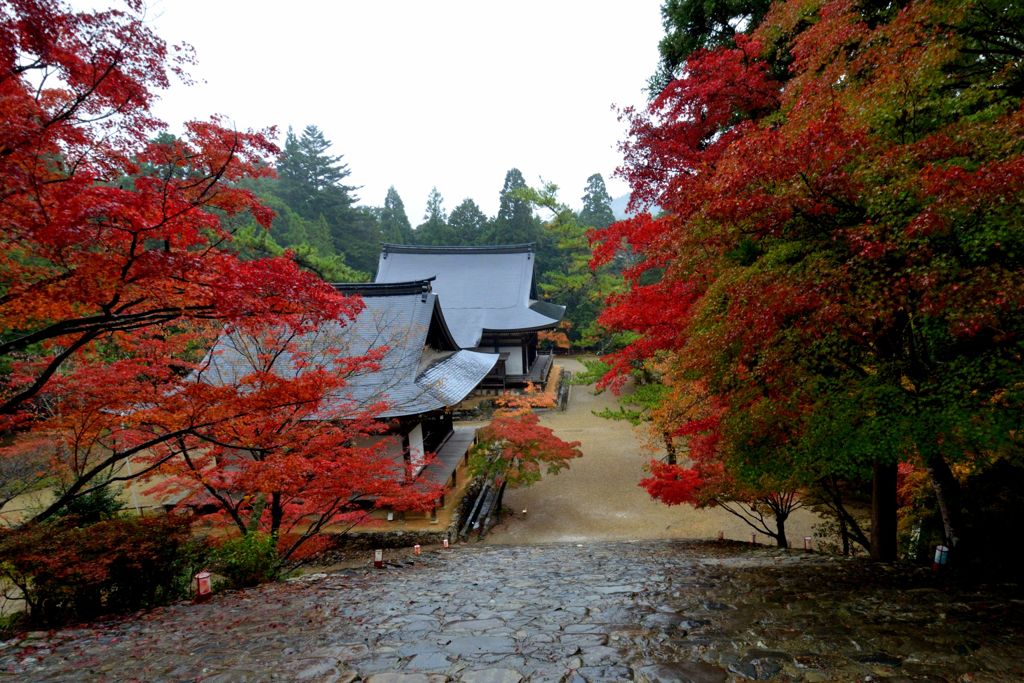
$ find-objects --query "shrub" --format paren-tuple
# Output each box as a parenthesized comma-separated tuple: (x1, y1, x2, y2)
(0, 611, 25, 640)
(0, 514, 202, 627)
(210, 532, 281, 588)
(52, 481, 123, 524)
(167, 536, 215, 599)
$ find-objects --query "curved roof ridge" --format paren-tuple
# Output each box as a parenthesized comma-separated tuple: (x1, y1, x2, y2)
(331, 279, 435, 297)
(381, 243, 535, 256)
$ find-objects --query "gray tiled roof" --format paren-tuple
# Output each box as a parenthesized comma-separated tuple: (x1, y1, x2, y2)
(197, 282, 497, 418)
(374, 244, 565, 347)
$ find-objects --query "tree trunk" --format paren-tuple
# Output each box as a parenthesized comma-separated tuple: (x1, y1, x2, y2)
(662, 431, 677, 465)
(818, 477, 872, 554)
(270, 491, 283, 538)
(774, 513, 789, 548)
(839, 511, 851, 556)
(922, 449, 962, 550)
(871, 461, 898, 561)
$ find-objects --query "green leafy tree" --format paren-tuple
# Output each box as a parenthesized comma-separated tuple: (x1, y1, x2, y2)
(252, 192, 334, 255)
(574, 357, 685, 463)
(230, 220, 366, 282)
(342, 208, 385, 271)
(518, 183, 625, 349)
(230, 176, 364, 280)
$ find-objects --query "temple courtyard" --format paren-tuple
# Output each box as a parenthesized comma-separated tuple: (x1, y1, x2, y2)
(2, 359, 1021, 682)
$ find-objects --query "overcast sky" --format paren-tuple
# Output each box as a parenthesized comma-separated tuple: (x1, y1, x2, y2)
(142, 1, 664, 220)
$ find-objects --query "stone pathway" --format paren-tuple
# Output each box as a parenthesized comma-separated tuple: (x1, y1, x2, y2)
(3, 540, 1021, 682)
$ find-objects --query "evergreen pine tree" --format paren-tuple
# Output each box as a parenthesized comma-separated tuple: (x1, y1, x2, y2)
(379, 186, 414, 244)
(278, 125, 356, 194)
(272, 125, 380, 272)
(577, 173, 616, 229)
(649, 0, 772, 94)
(415, 188, 453, 245)
(342, 208, 384, 271)
(448, 198, 488, 245)
(486, 168, 540, 245)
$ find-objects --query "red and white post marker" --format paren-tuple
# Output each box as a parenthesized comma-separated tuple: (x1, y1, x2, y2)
(194, 570, 212, 603)
(803, 536, 812, 551)
(932, 545, 949, 572)
(443, 537, 449, 549)
(414, 544, 421, 556)
(374, 548, 384, 569)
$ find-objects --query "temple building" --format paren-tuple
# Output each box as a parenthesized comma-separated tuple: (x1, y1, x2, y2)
(200, 279, 497, 520)
(374, 243, 565, 388)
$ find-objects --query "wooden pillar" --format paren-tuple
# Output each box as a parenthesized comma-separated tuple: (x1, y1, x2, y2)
(401, 429, 411, 482)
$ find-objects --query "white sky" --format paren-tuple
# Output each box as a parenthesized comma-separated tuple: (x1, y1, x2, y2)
(141, 1, 664, 220)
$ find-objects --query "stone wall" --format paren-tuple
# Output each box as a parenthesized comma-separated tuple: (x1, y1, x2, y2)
(327, 477, 485, 552)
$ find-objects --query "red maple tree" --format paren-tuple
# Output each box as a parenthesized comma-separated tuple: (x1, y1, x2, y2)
(472, 387, 582, 488)
(139, 329, 442, 561)
(0, 1, 426, 552)
(594, 0, 1024, 560)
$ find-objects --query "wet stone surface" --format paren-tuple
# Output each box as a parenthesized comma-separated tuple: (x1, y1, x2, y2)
(1, 540, 1022, 682)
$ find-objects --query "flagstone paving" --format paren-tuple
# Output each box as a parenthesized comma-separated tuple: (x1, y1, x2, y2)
(2, 540, 1021, 682)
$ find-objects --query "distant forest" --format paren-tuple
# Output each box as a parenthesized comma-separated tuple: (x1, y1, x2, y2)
(232, 125, 624, 348)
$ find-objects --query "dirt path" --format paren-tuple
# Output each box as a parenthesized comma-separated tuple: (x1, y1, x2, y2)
(486, 357, 821, 546)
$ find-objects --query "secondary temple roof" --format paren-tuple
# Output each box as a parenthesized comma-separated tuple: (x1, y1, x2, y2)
(373, 244, 565, 348)
(198, 280, 497, 418)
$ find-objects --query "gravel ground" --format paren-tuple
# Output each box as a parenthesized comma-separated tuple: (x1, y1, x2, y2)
(486, 358, 822, 547)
